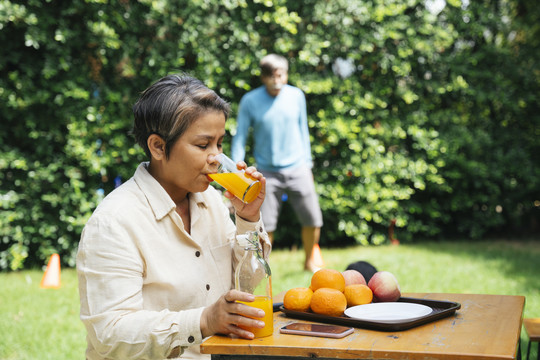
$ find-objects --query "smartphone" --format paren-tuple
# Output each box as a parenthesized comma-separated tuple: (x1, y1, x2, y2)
(280, 322, 354, 338)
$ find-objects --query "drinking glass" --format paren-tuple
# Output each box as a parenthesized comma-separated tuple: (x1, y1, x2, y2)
(209, 153, 261, 203)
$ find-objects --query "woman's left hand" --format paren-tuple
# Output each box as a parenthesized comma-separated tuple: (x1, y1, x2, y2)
(200, 289, 265, 339)
(224, 161, 265, 222)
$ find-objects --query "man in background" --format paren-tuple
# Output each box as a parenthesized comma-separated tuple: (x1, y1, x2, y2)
(232, 54, 324, 272)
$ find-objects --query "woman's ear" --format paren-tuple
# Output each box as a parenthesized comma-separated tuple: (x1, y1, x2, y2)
(147, 134, 166, 160)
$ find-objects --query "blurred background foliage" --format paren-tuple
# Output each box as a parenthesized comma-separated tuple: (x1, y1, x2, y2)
(0, 0, 538, 270)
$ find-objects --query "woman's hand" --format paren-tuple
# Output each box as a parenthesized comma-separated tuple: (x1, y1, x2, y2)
(225, 161, 265, 223)
(200, 290, 265, 339)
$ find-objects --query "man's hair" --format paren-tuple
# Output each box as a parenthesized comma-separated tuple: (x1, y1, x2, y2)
(132, 73, 230, 158)
(260, 54, 289, 77)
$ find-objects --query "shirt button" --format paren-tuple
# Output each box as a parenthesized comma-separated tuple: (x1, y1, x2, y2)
(188, 335, 195, 343)
(195, 251, 201, 257)
(206, 284, 210, 291)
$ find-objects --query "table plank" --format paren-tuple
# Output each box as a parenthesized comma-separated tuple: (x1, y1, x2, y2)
(200, 293, 524, 360)
(524, 318, 540, 341)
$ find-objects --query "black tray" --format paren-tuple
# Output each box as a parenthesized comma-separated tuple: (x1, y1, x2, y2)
(280, 297, 461, 332)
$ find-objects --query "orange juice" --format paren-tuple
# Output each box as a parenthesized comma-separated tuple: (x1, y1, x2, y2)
(237, 295, 273, 338)
(209, 172, 261, 203)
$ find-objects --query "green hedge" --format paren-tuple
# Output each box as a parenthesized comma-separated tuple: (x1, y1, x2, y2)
(1, 0, 539, 270)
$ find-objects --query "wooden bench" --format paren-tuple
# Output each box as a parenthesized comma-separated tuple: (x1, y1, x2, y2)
(524, 318, 540, 360)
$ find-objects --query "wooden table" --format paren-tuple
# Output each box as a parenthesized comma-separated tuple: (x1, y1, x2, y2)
(201, 293, 525, 360)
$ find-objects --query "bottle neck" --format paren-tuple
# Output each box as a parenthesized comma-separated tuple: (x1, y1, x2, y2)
(244, 245, 262, 257)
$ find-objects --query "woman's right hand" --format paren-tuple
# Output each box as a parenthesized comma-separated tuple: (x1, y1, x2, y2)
(200, 289, 265, 339)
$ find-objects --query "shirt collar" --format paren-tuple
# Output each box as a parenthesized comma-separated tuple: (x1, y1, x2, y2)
(133, 162, 208, 221)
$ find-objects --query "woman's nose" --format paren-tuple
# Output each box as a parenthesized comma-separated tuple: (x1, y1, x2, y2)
(208, 153, 220, 164)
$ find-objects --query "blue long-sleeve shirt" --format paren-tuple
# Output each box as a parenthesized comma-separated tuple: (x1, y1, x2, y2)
(231, 84, 313, 172)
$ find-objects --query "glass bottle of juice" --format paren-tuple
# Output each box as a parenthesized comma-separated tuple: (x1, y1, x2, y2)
(235, 231, 273, 338)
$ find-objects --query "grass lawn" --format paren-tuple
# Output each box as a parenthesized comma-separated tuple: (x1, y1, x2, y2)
(1, 240, 538, 359)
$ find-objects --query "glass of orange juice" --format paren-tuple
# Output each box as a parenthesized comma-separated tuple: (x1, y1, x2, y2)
(209, 153, 261, 203)
(237, 295, 274, 338)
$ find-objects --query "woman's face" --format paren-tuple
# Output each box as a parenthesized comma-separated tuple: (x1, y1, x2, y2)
(157, 110, 225, 201)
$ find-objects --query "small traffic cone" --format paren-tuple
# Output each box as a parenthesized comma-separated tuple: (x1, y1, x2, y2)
(40, 253, 61, 289)
(311, 243, 325, 268)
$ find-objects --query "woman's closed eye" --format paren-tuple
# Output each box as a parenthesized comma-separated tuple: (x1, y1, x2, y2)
(196, 143, 222, 150)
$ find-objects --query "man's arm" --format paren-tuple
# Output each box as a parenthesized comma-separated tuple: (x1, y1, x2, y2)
(231, 96, 251, 162)
(298, 91, 313, 168)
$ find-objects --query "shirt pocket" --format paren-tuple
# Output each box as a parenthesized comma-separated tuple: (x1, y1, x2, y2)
(208, 242, 233, 294)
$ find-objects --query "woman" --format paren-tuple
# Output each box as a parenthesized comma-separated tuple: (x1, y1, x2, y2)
(77, 74, 271, 359)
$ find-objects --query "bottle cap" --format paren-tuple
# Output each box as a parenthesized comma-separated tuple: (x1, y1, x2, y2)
(236, 234, 251, 248)
(236, 232, 260, 250)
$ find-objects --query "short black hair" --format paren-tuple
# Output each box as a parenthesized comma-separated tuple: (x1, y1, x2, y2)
(132, 74, 230, 158)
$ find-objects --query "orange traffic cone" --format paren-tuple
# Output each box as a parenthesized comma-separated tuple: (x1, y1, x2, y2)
(311, 243, 325, 268)
(40, 253, 61, 289)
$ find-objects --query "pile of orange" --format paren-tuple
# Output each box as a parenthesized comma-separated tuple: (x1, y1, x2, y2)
(283, 268, 373, 316)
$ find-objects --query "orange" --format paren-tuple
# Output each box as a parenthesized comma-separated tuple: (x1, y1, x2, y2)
(310, 288, 347, 316)
(283, 287, 314, 312)
(310, 268, 346, 292)
(344, 284, 373, 307)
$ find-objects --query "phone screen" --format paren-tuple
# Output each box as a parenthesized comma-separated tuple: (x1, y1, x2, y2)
(280, 322, 354, 338)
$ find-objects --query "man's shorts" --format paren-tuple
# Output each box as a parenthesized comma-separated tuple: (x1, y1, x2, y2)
(260, 165, 323, 232)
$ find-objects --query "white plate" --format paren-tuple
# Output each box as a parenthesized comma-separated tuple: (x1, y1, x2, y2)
(344, 302, 433, 322)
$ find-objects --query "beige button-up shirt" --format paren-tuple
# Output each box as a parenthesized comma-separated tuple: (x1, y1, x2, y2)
(77, 163, 270, 359)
